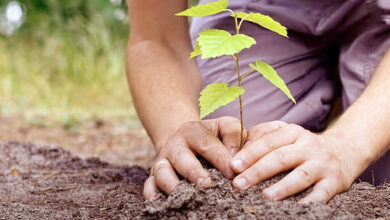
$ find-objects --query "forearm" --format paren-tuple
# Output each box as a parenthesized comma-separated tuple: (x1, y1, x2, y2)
(126, 41, 202, 151)
(324, 49, 390, 175)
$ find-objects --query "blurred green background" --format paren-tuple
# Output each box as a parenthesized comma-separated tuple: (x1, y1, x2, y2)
(0, 0, 198, 125)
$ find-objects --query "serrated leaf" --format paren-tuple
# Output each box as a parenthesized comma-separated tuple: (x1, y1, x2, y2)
(190, 41, 201, 59)
(176, 0, 228, 17)
(236, 12, 288, 37)
(249, 60, 295, 103)
(199, 83, 245, 118)
(197, 29, 256, 59)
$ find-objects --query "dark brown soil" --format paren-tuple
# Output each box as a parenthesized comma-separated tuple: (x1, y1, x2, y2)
(1, 142, 390, 219)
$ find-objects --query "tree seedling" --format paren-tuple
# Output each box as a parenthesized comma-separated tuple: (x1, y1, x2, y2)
(176, 0, 296, 147)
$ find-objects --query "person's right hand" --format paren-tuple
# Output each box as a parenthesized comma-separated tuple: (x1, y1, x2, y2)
(143, 116, 247, 200)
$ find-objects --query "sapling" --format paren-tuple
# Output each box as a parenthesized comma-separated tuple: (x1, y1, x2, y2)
(176, 0, 296, 147)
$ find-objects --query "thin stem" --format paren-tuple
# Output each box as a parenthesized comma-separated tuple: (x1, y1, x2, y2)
(240, 69, 255, 80)
(235, 54, 245, 148)
(231, 12, 245, 148)
(233, 13, 239, 34)
(225, 8, 235, 17)
(237, 14, 250, 31)
(223, 9, 247, 147)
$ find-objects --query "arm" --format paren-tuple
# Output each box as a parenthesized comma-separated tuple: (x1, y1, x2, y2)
(324, 49, 390, 173)
(229, 49, 390, 203)
(126, 0, 244, 200)
(127, 0, 201, 149)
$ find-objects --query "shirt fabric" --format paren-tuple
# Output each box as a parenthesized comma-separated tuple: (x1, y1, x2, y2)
(190, 0, 390, 184)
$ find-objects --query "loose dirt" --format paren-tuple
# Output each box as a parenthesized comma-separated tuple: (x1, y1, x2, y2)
(1, 142, 390, 219)
(0, 116, 156, 168)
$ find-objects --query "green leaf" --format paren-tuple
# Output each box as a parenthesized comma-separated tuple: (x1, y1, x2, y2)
(189, 41, 201, 59)
(249, 60, 296, 103)
(176, 0, 228, 17)
(197, 29, 256, 59)
(199, 83, 245, 119)
(236, 12, 288, 37)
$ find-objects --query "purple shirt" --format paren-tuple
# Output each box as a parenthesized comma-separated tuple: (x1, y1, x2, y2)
(190, 0, 390, 184)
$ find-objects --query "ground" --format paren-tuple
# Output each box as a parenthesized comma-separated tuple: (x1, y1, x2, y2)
(1, 142, 390, 219)
(0, 116, 155, 168)
(1, 116, 390, 219)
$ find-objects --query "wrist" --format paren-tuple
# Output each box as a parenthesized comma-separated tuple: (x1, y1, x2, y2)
(321, 128, 376, 180)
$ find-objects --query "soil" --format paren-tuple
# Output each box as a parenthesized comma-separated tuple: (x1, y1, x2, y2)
(0, 116, 156, 168)
(1, 142, 390, 220)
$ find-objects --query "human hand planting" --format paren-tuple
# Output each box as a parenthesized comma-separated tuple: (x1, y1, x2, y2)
(230, 121, 368, 203)
(143, 116, 247, 200)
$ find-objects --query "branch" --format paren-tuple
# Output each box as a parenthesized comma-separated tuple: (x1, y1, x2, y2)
(240, 69, 255, 80)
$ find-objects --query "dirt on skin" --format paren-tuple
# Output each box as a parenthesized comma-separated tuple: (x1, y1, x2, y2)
(1, 142, 390, 219)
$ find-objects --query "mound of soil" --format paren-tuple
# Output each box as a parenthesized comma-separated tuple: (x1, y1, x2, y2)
(1, 142, 389, 219)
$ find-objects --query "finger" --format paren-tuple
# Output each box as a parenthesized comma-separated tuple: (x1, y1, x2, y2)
(232, 144, 303, 190)
(168, 147, 212, 187)
(216, 117, 247, 155)
(299, 179, 340, 204)
(263, 162, 321, 201)
(231, 124, 303, 173)
(143, 176, 158, 200)
(247, 121, 288, 143)
(181, 122, 235, 178)
(154, 159, 181, 195)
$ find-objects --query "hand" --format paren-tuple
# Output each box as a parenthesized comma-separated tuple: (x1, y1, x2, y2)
(143, 116, 247, 200)
(230, 121, 366, 204)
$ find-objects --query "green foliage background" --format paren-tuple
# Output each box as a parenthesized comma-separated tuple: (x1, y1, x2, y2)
(0, 0, 198, 122)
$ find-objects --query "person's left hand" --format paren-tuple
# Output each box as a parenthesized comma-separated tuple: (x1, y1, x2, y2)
(230, 121, 369, 204)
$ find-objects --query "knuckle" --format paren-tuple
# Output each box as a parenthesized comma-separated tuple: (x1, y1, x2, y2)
(321, 187, 332, 201)
(222, 123, 241, 136)
(170, 149, 186, 167)
(154, 164, 164, 173)
(287, 124, 305, 134)
(275, 120, 288, 126)
(219, 118, 241, 134)
(249, 121, 287, 136)
(251, 164, 263, 178)
(333, 170, 349, 187)
(270, 120, 288, 129)
(341, 179, 351, 191)
(314, 161, 327, 173)
(322, 151, 335, 163)
(202, 119, 219, 136)
(179, 121, 199, 134)
(220, 116, 239, 124)
(165, 140, 184, 157)
(249, 125, 263, 136)
(214, 155, 227, 170)
(227, 127, 241, 138)
(197, 137, 215, 154)
(298, 166, 314, 182)
(262, 138, 275, 152)
(275, 150, 289, 167)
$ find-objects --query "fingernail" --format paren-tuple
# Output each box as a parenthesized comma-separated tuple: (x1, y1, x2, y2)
(233, 177, 248, 190)
(263, 187, 278, 200)
(231, 159, 244, 172)
(197, 177, 212, 188)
